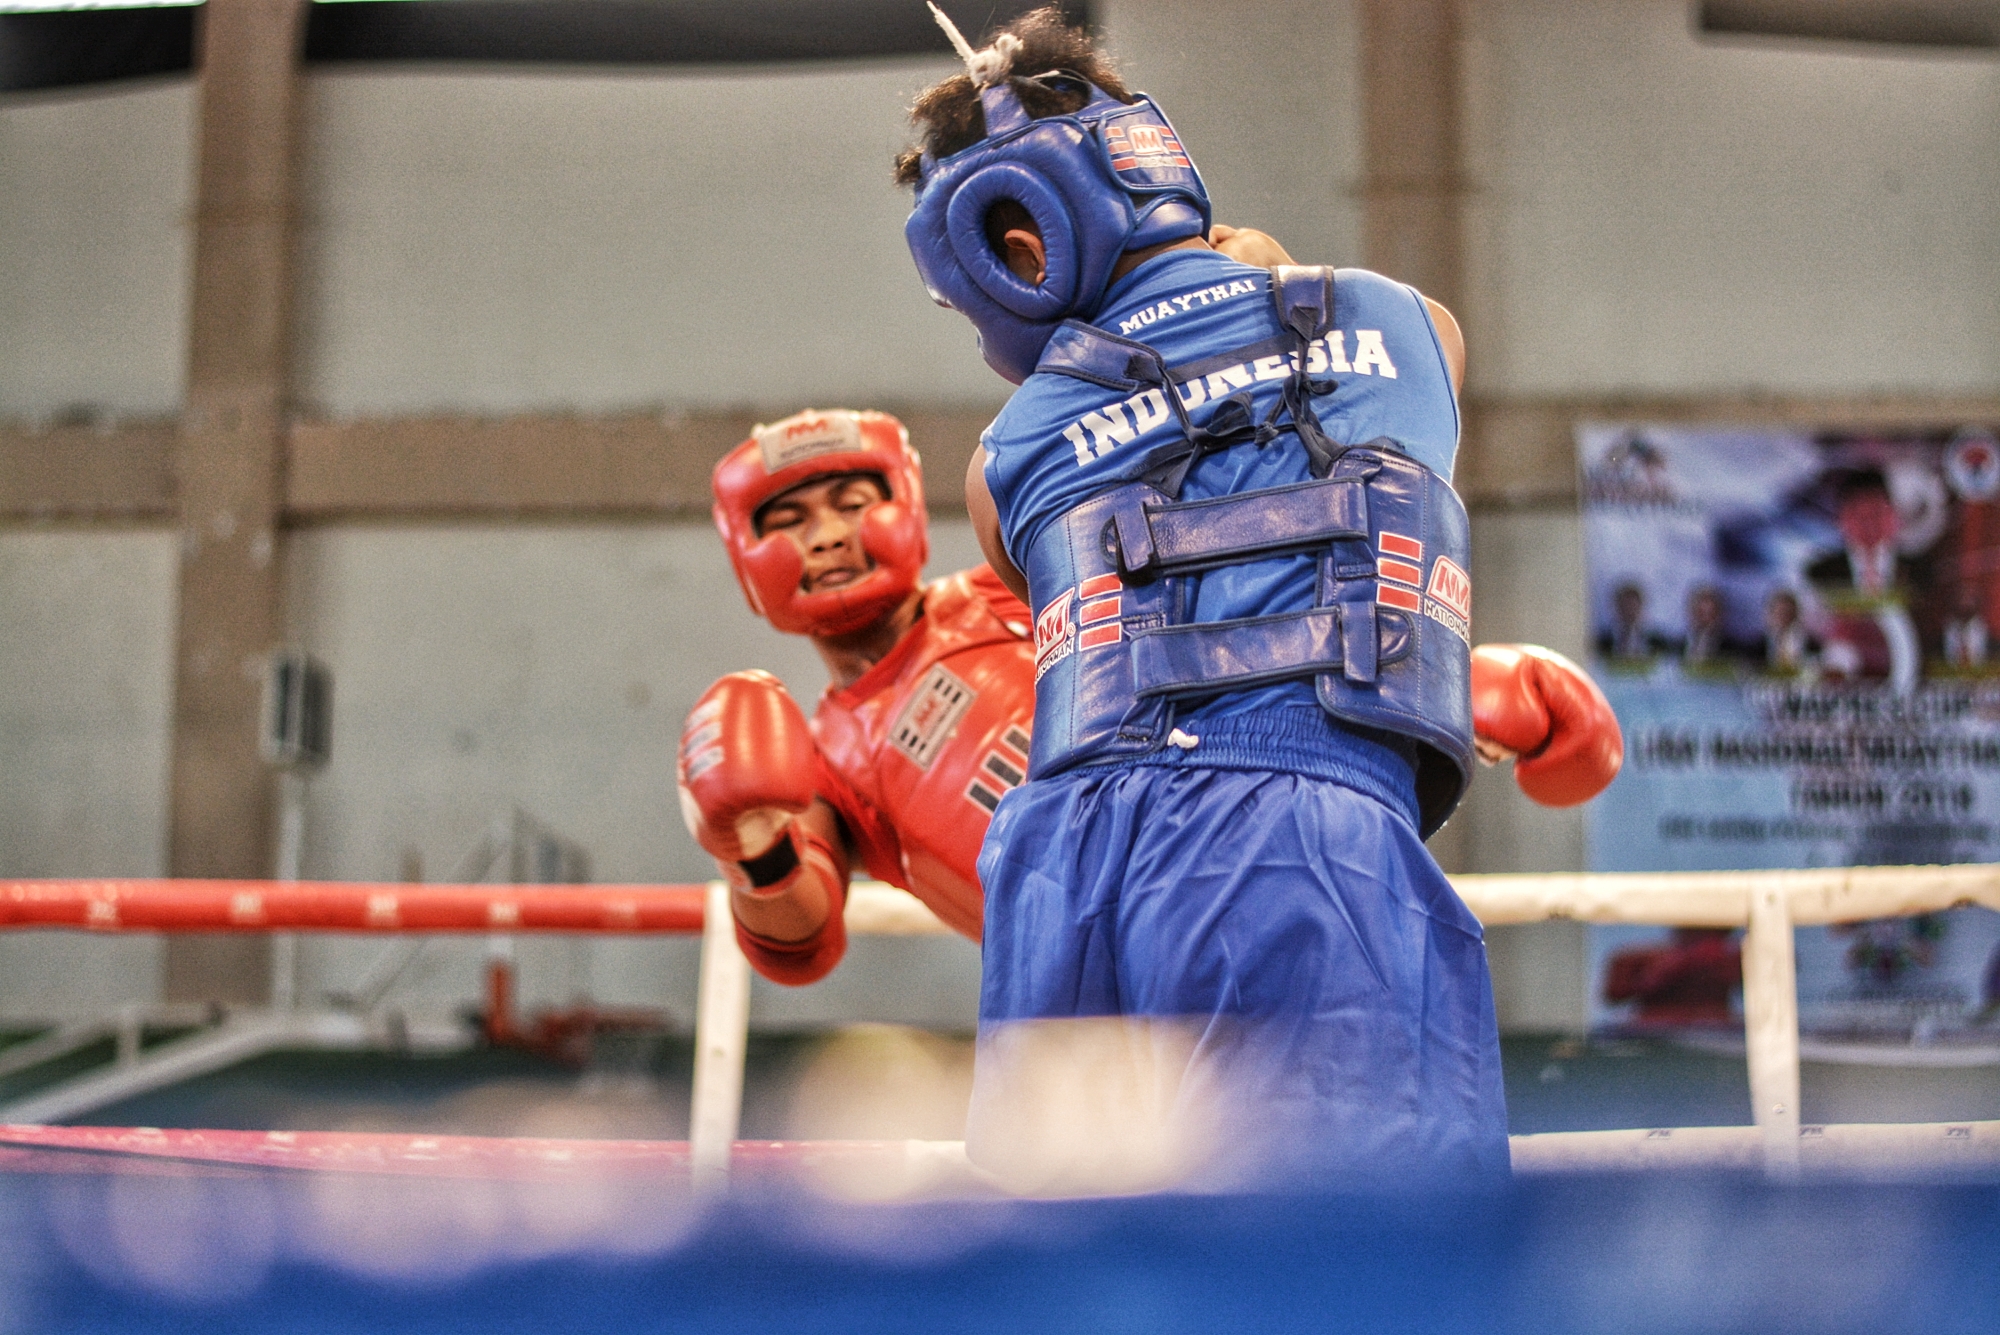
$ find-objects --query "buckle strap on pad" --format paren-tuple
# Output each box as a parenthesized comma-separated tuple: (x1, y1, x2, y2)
(1340, 591, 1379, 684)
(1130, 605, 1413, 699)
(1038, 320, 1168, 394)
(1267, 265, 1343, 477)
(1270, 265, 1335, 343)
(1106, 477, 1370, 578)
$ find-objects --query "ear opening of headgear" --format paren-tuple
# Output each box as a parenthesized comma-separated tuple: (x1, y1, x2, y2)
(943, 163, 1080, 318)
(711, 409, 929, 638)
(906, 13, 1212, 384)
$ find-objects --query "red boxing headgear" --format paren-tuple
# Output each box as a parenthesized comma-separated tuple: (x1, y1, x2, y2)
(712, 409, 929, 637)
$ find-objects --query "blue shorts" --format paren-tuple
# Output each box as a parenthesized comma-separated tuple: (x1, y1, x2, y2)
(971, 765, 1509, 1186)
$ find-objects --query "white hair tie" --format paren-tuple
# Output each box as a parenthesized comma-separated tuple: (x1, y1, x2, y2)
(928, 4, 1023, 89)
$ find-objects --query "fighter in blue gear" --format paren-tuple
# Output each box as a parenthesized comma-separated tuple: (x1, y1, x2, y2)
(896, 8, 1508, 1186)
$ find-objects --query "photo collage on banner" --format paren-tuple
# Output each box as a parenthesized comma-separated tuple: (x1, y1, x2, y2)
(1579, 424, 2000, 1047)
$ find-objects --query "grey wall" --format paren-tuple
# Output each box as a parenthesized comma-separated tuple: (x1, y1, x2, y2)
(0, 528, 177, 1017)
(0, 82, 193, 420)
(1100, 0, 1363, 271)
(291, 62, 997, 417)
(1462, 0, 2000, 397)
(9, 3, 1996, 419)
(290, 0, 1364, 418)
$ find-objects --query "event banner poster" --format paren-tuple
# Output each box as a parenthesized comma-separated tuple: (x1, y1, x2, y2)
(1579, 424, 2000, 1039)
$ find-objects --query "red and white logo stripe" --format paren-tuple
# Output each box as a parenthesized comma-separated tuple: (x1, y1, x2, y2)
(1376, 531, 1424, 612)
(1077, 573, 1122, 648)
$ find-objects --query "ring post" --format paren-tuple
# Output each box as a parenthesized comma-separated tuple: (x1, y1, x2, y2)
(690, 881, 750, 1196)
(1744, 875, 1802, 1179)
(271, 771, 305, 1011)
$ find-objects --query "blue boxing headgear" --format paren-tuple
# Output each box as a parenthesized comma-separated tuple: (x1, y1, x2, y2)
(905, 75, 1212, 385)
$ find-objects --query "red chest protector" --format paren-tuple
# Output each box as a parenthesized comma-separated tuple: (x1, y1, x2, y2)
(810, 566, 1036, 941)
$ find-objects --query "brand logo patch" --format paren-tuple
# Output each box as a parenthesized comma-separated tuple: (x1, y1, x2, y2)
(1426, 556, 1471, 622)
(1378, 584, 1422, 613)
(1034, 591, 1076, 680)
(1106, 122, 1192, 174)
(755, 413, 863, 473)
(889, 665, 975, 770)
(679, 710, 725, 782)
(1377, 556, 1423, 588)
(1423, 553, 1472, 645)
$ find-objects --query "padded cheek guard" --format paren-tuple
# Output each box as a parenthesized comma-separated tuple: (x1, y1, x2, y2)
(906, 83, 1212, 385)
(734, 500, 926, 637)
(712, 410, 930, 639)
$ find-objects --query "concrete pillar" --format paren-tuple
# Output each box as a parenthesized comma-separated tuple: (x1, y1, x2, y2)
(1357, 0, 1465, 314)
(164, 0, 306, 1002)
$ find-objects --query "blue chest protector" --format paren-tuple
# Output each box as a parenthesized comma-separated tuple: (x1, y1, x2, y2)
(1021, 267, 1474, 837)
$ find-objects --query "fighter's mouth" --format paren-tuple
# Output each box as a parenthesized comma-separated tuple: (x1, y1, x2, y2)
(803, 564, 870, 594)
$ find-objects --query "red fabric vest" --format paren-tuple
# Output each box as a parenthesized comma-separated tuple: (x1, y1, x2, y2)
(810, 565, 1035, 942)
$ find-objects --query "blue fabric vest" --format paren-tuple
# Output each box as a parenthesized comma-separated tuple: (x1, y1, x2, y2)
(1020, 267, 1474, 836)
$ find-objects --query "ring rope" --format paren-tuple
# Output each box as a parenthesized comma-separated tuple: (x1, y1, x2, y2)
(9, 864, 2000, 935)
(0, 1122, 1993, 1181)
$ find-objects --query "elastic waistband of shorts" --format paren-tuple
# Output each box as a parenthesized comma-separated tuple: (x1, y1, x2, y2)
(1088, 707, 1422, 827)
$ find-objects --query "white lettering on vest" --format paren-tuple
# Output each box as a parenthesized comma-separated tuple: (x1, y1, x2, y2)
(1129, 388, 1171, 434)
(1077, 402, 1137, 458)
(1206, 363, 1254, 398)
(1351, 329, 1397, 378)
(1114, 277, 1261, 336)
(1060, 324, 1398, 467)
(1063, 422, 1095, 466)
(1325, 332, 1351, 373)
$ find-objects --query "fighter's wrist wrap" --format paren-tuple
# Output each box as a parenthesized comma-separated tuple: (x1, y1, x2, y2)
(731, 828, 849, 986)
(738, 828, 801, 888)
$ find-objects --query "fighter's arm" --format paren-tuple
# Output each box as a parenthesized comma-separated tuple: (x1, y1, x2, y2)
(678, 671, 852, 984)
(1425, 297, 1465, 395)
(967, 446, 1030, 606)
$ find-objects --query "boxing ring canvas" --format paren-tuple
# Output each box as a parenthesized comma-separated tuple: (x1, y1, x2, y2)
(1579, 423, 2000, 1043)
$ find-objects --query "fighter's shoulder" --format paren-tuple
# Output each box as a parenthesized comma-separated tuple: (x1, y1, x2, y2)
(944, 564, 1032, 629)
(985, 370, 1100, 452)
(1332, 266, 1432, 318)
(920, 566, 1033, 640)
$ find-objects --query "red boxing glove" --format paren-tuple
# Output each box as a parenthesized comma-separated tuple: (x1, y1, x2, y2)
(677, 671, 818, 862)
(1470, 643, 1624, 807)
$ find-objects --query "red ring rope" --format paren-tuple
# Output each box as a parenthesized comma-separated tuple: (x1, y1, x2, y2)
(0, 1123, 927, 1180)
(0, 880, 708, 933)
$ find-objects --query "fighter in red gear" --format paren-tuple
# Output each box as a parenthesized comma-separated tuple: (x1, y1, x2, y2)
(680, 409, 1036, 984)
(681, 420, 1624, 986)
